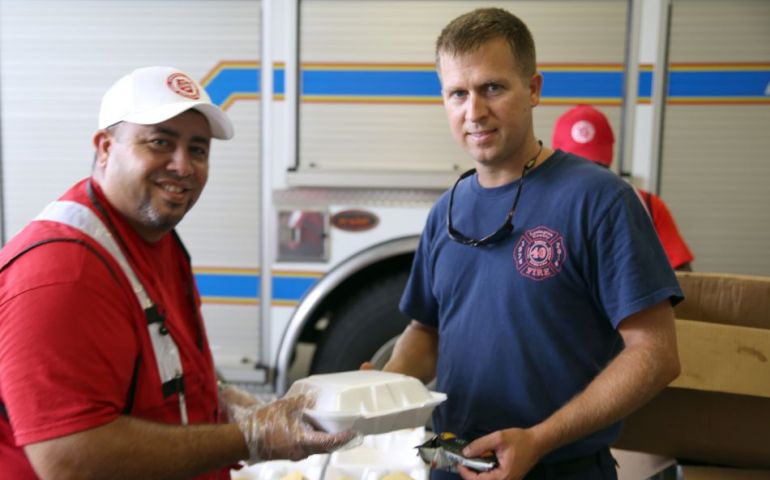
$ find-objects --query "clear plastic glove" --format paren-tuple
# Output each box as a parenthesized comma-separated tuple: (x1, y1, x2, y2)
(230, 393, 358, 464)
(218, 383, 264, 425)
(219, 383, 263, 411)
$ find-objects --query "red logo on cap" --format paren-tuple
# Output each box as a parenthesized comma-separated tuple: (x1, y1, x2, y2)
(167, 73, 200, 100)
(571, 120, 595, 144)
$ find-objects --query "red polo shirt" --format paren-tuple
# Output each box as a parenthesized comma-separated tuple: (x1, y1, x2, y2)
(0, 179, 227, 479)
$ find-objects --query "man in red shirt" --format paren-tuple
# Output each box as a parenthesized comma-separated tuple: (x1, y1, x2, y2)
(552, 104, 694, 271)
(0, 66, 352, 479)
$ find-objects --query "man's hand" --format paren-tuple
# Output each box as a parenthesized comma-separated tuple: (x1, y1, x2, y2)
(232, 394, 357, 464)
(456, 428, 542, 480)
(219, 383, 263, 422)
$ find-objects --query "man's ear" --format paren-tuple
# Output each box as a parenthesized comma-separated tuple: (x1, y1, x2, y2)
(528, 71, 543, 107)
(92, 129, 113, 168)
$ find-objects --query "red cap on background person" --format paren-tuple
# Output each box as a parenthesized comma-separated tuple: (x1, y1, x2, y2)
(552, 104, 614, 167)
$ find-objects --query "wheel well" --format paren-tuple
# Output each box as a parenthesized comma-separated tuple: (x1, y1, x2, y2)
(297, 253, 414, 344)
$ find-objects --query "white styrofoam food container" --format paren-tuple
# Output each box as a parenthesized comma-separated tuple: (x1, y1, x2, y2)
(285, 370, 446, 435)
(232, 428, 430, 480)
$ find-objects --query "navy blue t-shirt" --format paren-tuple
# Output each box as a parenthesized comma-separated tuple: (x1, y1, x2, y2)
(401, 150, 682, 462)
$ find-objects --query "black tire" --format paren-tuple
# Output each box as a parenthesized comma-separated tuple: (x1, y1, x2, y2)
(310, 271, 411, 374)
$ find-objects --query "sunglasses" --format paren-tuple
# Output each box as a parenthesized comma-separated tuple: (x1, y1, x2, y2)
(446, 141, 541, 247)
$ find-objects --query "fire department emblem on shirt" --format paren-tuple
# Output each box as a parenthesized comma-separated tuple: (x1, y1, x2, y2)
(514, 226, 566, 281)
(167, 73, 201, 100)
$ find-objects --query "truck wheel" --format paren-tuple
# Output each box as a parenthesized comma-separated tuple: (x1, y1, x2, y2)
(310, 271, 410, 374)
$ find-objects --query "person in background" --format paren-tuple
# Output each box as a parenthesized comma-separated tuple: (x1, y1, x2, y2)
(370, 8, 682, 480)
(552, 104, 694, 271)
(0, 66, 352, 479)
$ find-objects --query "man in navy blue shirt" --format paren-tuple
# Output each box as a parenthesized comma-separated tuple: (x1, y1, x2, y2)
(377, 8, 682, 480)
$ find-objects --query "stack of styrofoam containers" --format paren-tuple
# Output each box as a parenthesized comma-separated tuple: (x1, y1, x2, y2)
(234, 370, 446, 480)
(325, 427, 428, 479)
(230, 454, 325, 480)
(232, 428, 429, 480)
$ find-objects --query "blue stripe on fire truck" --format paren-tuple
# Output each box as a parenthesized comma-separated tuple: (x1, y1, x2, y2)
(194, 271, 321, 305)
(200, 62, 770, 106)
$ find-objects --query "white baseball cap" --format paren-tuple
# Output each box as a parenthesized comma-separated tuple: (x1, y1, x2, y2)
(98, 66, 234, 140)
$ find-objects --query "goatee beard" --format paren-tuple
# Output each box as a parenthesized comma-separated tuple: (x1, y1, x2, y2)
(139, 199, 180, 233)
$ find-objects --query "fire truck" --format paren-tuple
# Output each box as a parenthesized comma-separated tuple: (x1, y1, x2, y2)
(1, 0, 767, 394)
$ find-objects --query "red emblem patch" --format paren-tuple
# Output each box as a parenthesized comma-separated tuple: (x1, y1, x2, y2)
(166, 73, 200, 100)
(514, 226, 566, 281)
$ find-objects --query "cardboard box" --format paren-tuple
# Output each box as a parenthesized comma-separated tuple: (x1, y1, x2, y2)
(612, 449, 676, 479)
(614, 272, 770, 469)
(679, 465, 770, 479)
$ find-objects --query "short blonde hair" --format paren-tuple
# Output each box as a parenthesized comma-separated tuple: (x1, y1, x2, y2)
(436, 7, 537, 80)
